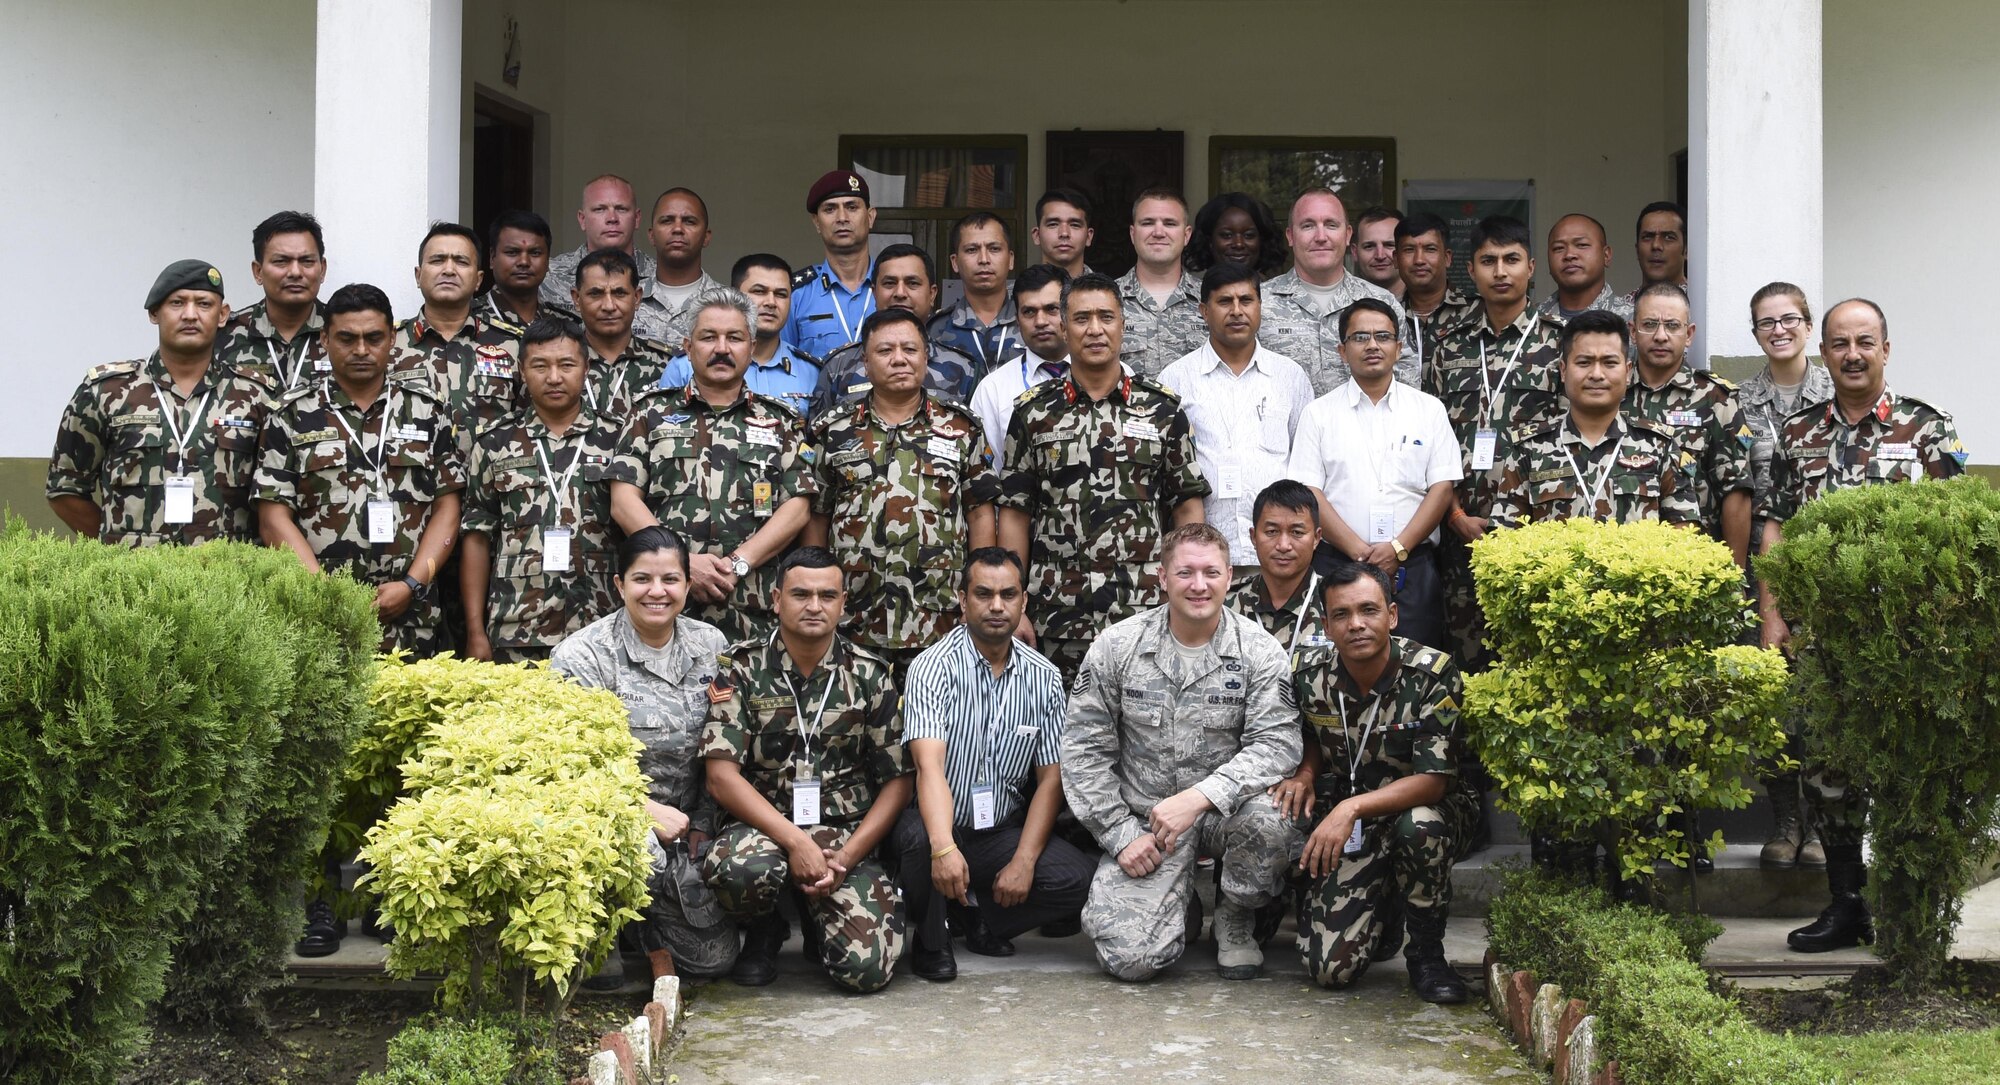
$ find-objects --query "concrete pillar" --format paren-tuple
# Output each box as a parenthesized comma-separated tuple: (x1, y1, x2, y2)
(1687, 0, 1822, 372)
(315, 0, 463, 321)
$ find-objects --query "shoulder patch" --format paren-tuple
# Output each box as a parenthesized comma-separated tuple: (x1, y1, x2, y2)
(84, 359, 144, 384)
(279, 383, 320, 405)
(1131, 375, 1180, 402)
(791, 266, 817, 288)
(633, 335, 672, 355)
(1628, 415, 1675, 438)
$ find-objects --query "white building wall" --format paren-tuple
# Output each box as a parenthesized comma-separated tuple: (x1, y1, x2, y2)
(0, 1, 316, 458)
(1825, 0, 2000, 461)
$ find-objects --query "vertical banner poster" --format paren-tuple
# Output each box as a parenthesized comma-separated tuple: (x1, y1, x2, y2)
(1402, 180, 1534, 297)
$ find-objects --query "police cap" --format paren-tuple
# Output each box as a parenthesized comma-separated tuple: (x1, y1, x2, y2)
(806, 170, 870, 213)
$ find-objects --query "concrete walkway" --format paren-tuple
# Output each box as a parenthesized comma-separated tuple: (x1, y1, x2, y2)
(669, 933, 1535, 1084)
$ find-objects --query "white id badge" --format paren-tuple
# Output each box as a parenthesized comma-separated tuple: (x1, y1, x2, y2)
(543, 527, 573, 572)
(971, 785, 997, 830)
(366, 499, 396, 544)
(1471, 428, 1498, 471)
(1368, 506, 1396, 543)
(163, 477, 196, 524)
(1216, 464, 1244, 499)
(1343, 818, 1368, 856)
(792, 777, 821, 826)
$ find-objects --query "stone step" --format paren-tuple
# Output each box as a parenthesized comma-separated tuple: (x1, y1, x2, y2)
(1450, 843, 1832, 917)
(1481, 782, 1793, 847)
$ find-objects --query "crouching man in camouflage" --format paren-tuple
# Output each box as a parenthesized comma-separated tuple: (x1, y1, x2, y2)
(700, 547, 914, 992)
(1063, 523, 1301, 981)
(1292, 561, 1478, 1002)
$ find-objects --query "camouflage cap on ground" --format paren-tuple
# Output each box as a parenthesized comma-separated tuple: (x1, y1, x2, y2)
(145, 259, 225, 310)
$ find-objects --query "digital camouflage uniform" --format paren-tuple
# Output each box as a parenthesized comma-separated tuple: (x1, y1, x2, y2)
(544, 245, 657, 314)
(460, 407, 624, 659)
(807, 340, 981, 418)
(1534, 283, 1635, 325)
(1624, 366, 1755, 538)
(1487, 413, 1701, 530)
(807, 394, 1002, 670)
(253, 370, 464, 654)
(1763, 388, 1966, 846)
(611, 383, 819, 645)
(1291, 636, 1480, 989)
(1115, 269, 1208, 381)
(582, 336, 674, 425)
(632, 270, 723, 349)
(1061, 606, 1303, 981)
(46, 353, 278, 547)
(699, 634, 913, 993)
(1739, 362, 1834, 543)
(214, 300, 328, 394)
(1257, 269, 1415, 394)
(1423, 305, 1567, 670)
(551, 610, 737, 976)
(391, 311, 524, 435)
(928, 296, 1024, 375)
(997, 374, 1210, 683)
(1226, 570, 1327, 657)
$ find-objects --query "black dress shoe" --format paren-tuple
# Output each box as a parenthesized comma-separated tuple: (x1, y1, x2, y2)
(731, 914, 787, 987)
(293, 899, 344, 958)
(912, 941, 958, 982)
(1408, 956, 1469, 1004)
(1788, 895, 1874, 953)
(962, 916, 1016, 957)
(1038, 916, 1082, 938)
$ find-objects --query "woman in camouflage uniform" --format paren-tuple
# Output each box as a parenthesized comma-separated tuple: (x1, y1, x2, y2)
(552, 525, 738, 982)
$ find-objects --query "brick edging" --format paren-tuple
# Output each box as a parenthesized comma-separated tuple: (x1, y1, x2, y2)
(571, 975, 682, 1085)
(1483, 948, 1621, 1085)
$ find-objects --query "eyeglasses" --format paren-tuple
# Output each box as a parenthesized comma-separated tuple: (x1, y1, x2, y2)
(1343, 331, 1398, 346)
(1752, 314, 1807, 333)
(1636, 320, 1686, 335)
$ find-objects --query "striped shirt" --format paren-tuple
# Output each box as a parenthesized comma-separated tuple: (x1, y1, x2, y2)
(904, 625, 1067, 828)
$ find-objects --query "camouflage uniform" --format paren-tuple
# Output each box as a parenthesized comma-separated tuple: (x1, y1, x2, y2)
(927, 296, 1024, 375)
(1061, 606, 1303, 981)
(1401, 288, 1478, 384)
(1739, 362, 1834, 542)
(611, 383, 818, 645)
(1257, 270, 1414, 394)
(582, 336, 674, 425)
(480, 291, 579, 331)
(1115, 269, 1208, 380)
(699, 634, 913, 993)
(46, 353, 278, 547)
(1424, 305, 1566, 670)
(632, 270, 723, 350)
(807, 340, 981, 418)
(1624, 366, 1755, 538)
(253, 371, 464, 654)
(214, 300, 328, 393)
(1291, 636, 1480, 989)
(544, 246, 657, 313)
(807, 394, 1002, 668)
(997, 374, 1210, 683)
(1534, 283, 1635, 325)
(1764, 388, 1966, 847)
(551, 610, 738, 976)
(391, 312, 524, 435)
(1226, 570, 1326, 656)
(1487, 413, 1701, 529)
(460, 407, 623, 658)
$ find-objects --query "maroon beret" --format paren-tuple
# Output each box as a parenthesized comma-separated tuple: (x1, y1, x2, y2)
(806, 169, 870, 213)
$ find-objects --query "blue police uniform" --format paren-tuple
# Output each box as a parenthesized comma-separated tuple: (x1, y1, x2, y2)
(658, 341, 823, 418)
(784, 260, 876, 361)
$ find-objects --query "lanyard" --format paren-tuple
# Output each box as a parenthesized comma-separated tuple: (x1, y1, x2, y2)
(1477, 328, 1532, 425)
(971, 324, 1015, 369)
(1566, 436, 1626, 514)
(831, 285, 875, 346)
(154, 382, 213, 476)
(1407, 310, 1425, 373)
(1336, 688, 1383, 789)
(784, 664, 838, 770)
(1286, 572, 1320, 658)
(268, 338, 310, 391)
(328, 382, 395, 493)
(533, 435, 584, 519)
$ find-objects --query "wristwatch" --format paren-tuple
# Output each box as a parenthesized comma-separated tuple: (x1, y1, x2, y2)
(1389, 537, 1410, 562)
(401, 574, 432, 602)
(729, 553, 751, 578)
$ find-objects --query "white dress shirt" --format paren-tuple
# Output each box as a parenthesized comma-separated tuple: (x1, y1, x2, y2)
(1157, 341, 1314, 561)
(970, 352, 1069, 456)
(1287, 378, 1462, 546)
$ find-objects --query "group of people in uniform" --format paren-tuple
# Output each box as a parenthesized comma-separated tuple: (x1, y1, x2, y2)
(45, 167, 1967, 1000)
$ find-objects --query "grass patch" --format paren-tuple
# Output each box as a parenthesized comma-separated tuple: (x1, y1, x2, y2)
(1784, 1027, 2000, 1085)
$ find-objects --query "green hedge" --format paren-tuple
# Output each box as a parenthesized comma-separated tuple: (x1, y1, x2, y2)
(0, 527, 374, 1083)
(1487, 867, 1829, 1085)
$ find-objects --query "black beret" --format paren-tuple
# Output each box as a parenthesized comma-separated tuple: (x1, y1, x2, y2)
(806, 170, 869, 213)
(145, 259, 225, 311)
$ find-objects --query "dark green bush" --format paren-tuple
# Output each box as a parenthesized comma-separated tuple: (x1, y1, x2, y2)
(1759, 476, 2000, 986)
(163, 545, 378, 1024)
(1484, 866, 1717, 1006)
(0, 530, 283, 1082)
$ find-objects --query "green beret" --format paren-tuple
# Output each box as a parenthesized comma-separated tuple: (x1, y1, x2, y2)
(145, 259, 225, 311)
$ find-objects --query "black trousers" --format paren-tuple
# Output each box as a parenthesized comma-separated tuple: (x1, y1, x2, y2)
(889, 806, 1094, 949)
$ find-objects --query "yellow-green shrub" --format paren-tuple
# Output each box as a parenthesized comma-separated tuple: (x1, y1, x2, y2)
(1465, 520, 1790, 881)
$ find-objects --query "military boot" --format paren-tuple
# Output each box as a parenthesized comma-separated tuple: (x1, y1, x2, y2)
(1761, 796, 1804, 868)
(1796, 823, 1827, 868)
(731, 912, 789, 986)
(1403, 909, 1467, 1003)
(1213, 898, 1263, 980)
(1787, 847, 1874, 953)
(1370, 895, 1406, 962)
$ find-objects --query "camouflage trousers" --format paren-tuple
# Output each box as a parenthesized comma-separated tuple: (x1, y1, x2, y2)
(1803, 763, 1867, 848)
(1082, 794, 1298, 982)
(381, 613, 445, 659)
(1435, 535, 1495, 674)
(637, 834, 738, 977)
(689, 598, 776, 649)
(1296, 792, 1477, 990)
(1040, 637, 1093, 689)
(701, 821, 905, 993)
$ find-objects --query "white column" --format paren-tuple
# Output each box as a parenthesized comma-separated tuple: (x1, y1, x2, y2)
(1687, 0, 1822, 368)
(315, 0, 463, 322)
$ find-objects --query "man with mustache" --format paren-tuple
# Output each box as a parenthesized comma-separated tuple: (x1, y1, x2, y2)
(215, 211, 330, 392)
(393, 223, 524, 435)
(930, 212, 1024, 374)
(787, 170, 879, 361)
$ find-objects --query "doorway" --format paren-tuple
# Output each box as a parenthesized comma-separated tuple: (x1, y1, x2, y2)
(1045, 130, 1185, 279)
(472, 89, 542, 250)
